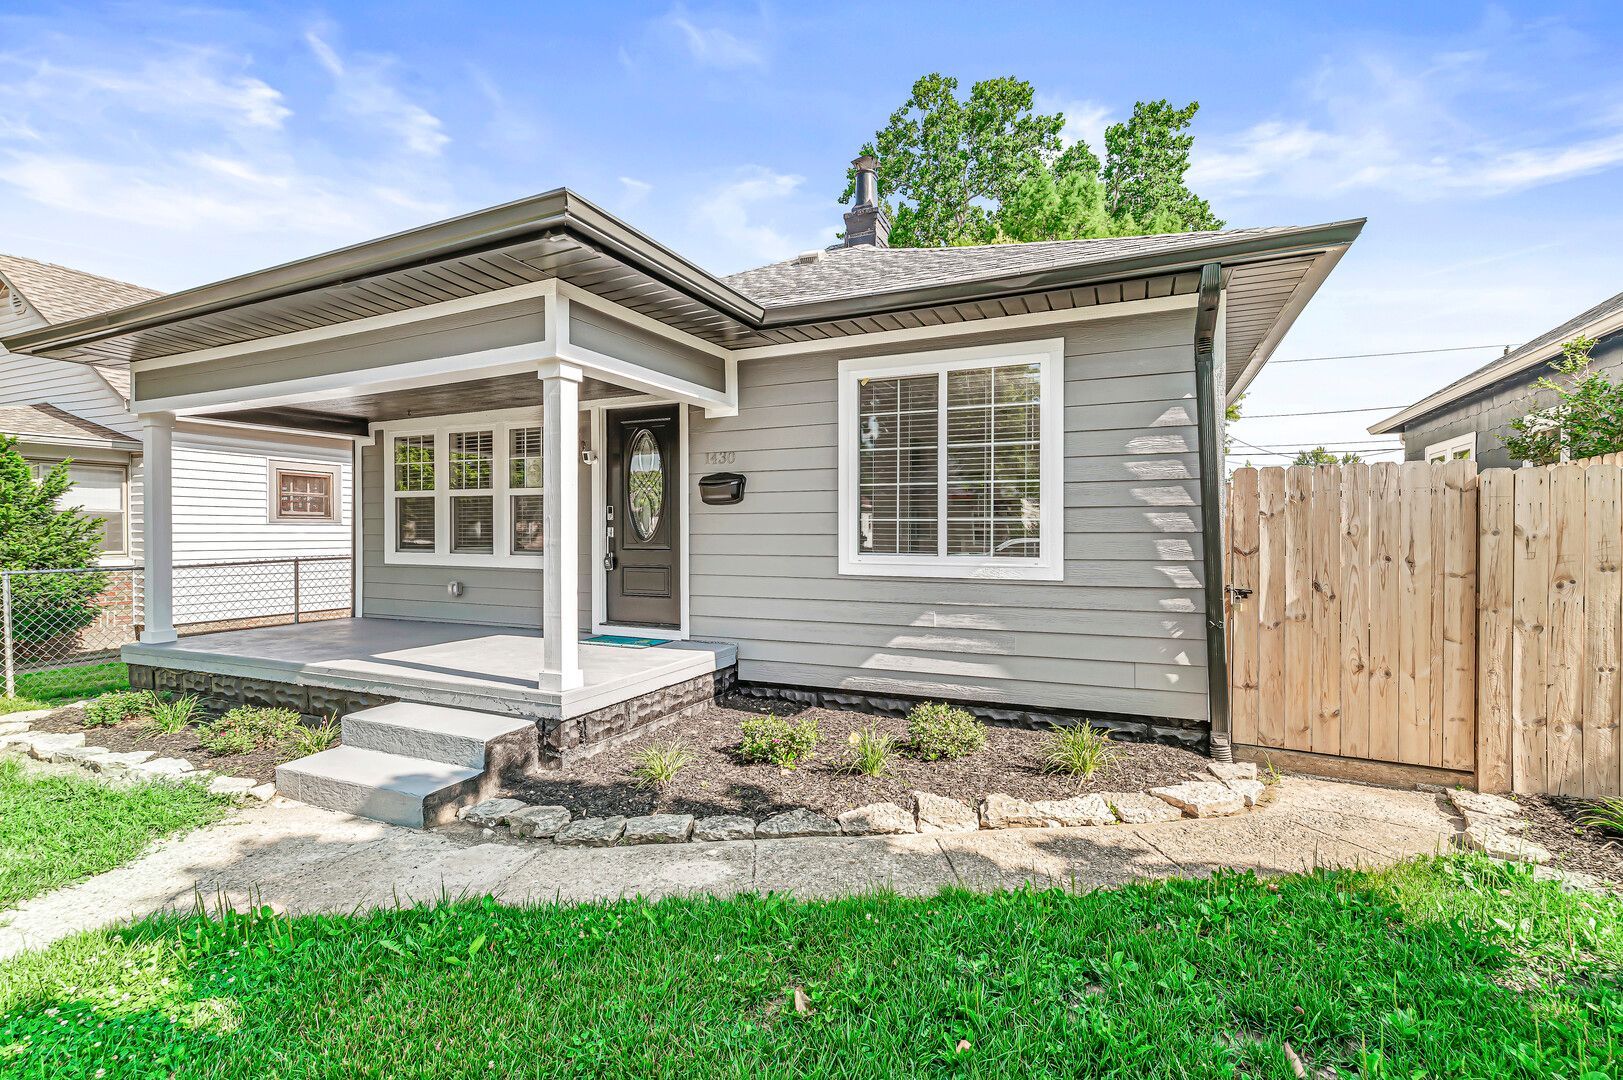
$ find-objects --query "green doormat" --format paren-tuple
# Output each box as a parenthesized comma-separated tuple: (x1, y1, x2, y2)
(583, 634, 669, 649)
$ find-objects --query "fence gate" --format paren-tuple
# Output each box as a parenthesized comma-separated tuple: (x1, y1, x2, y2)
(1226, 461, 1478, 775)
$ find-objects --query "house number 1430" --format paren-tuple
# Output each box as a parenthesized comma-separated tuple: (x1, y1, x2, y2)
(705, 451, 736, 465)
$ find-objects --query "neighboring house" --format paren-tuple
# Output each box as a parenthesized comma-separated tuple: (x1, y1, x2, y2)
(1370, 288, 1623, 467)
(1, 161, 1361, 822)
(0, 254, 353, 605)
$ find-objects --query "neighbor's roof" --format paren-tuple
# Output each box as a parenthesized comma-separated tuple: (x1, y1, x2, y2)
(0, 188, 1361, 402)
(1370, 288, 1623, 435)
(723, 226, 1320, 307)
(0, 402, 141, 449)
(0, 253, 162, 325)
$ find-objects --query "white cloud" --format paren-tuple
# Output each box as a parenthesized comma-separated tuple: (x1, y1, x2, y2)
(304, 27, 448, 156)
(691, 166, 803, 264)
(659, 5, 766, 69)
(619, 176, 653, 203)
(1037, 94, 1111, 156)
(9, 51, 290, 132)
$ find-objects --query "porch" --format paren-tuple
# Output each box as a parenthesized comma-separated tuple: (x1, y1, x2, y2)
(123, 617, 737, 724)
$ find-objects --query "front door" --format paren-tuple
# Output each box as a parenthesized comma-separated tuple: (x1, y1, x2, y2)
(605, 405, 681, 629)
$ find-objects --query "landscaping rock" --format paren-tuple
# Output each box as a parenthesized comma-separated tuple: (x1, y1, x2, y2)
(459, 798, 526, 827)
(1221, 778, 1267, 808)
(24, 732, 84, 761)
(1150, 781, 1244, 818)
(1101, 791, 1184, 824)
(55, 744, 110, 765)
(1206, 761, 1258, 782)
(507, 805, 572, 839)
(622, 814, 695, 845)
(87, 750, 157, 775)
(208, 776, 259, 799)
(131, 757, 199, 781)
(1461, 809, 1525, 834)
(756, 808, 840, 839)
(0, 719, 32, 736)
(1447, 789, 1520, 819)
(693, 815, 756, 842)
(911, 791, 979, 834)
(838, 802, 917, 835)
(979, 793, 1047, 829)
(0, 732, 33, 752)
(1031, 794, 1116, 827)
(249, 783, 277, 803)
(555, 816, 626, 847)
(1461, 822, 1550, 864)
(1534, 865, 1609, 895)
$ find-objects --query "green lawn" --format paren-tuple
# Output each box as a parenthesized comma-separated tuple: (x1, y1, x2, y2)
(0, 756, 230, 908)
(1, 663, 131, 715)
(1, 858, 1619, 1078)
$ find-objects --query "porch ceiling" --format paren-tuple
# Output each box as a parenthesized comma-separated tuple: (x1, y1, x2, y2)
(204, 374, 636, 435)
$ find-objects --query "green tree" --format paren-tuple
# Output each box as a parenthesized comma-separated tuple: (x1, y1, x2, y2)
(841, 75, 1222, 247)
(1291, 447, 1363, 466)
(1501, 337, 1622, 465)
(0, 436, 108, 648)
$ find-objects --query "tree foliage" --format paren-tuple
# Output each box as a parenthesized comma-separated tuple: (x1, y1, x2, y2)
(0, 436, 108, 646)
(1501, 337, 1621, 465)
(1291, 447, 1363, 466)
(841, 74, 1223, 247)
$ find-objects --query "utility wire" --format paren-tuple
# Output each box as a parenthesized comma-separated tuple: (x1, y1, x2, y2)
(1272, 344, 1511, 365)
(1241, 404, 1406, 418)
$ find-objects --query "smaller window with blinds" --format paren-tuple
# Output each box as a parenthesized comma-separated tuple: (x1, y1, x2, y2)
(838, 339, 1063, 581)
(269, 461, 341, 524)
(32, 460, 129, 555)
(448, 430, 494, 554)
(509, 426, 544, 554)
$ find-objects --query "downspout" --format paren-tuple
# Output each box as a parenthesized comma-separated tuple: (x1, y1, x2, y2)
(1193, 262, 1233, 762)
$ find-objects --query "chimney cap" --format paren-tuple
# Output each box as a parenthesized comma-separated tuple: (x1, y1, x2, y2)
(852, 154, 878, 171)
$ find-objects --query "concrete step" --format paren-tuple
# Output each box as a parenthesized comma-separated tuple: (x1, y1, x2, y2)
(342, 702, 537, 776)
(275, 746, 487, 829)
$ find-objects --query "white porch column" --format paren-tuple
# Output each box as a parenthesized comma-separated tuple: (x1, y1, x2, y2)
(539, 360, 583, 691)
(139, 412, 177, 644)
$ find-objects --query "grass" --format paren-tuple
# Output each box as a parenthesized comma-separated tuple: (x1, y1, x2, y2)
(143, 694, 202, 737)
(1, 663, 132, 716)
(1038, 723, 1115, 779)
(0, 757, 231, 909)
(282, 716, 339, 760)
(843, 724, 898, 777)
(2, 857, 1620, 1078)
(629, 740, 695, 787)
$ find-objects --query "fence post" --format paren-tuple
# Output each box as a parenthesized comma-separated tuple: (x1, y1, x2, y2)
(2, 572, 14, 699)
(292, 558, 302, 625)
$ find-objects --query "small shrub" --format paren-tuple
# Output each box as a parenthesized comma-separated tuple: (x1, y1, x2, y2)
(82, 690, 156, 728)
(1037, 723, 1114, 779)
(739, 714, 820, 769)
(142, 694, 201, 737)
(199, 706, 301, 756)
(1580, 797, 1623, 836)
(843, 726, 897, 778)
(906, 702, 985, 761)
(282, 716, 340, 761)
(630, 741, 695, 787)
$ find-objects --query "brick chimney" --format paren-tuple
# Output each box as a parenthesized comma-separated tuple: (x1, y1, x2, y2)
(842, 155, 890, 248)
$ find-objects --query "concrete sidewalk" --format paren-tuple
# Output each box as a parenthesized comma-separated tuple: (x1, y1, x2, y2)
(0, 776, 1457, 959)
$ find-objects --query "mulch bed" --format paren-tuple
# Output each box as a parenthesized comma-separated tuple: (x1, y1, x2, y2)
(1520, 795, 1623, 891)
(509, 698, 1210, 820)
(28, 704, 300, 784)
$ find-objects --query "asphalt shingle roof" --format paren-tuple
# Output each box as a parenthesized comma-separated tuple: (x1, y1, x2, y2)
(1426, 288, 1623, 402)
(0, 402, 137, 444)
(721, 226, 1307, 308)
(0, 253, 163, 325)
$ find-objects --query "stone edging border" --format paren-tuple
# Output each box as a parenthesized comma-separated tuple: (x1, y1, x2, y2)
(0, 711, 274, 805)
(458, 762, 1275, 847)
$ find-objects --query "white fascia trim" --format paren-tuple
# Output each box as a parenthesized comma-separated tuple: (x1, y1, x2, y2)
(552, 279, 729, 359)
(732, 291, 1197, 362)
(175, 415, 357, 448)
(129, 280, 559, 374)
(1371, 305, 1623, 435)
(1226, 245, 1349, 405)
(836, 337, 1065, 583)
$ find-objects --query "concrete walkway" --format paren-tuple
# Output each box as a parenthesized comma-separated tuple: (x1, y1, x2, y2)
(0, 776, 1458, 959)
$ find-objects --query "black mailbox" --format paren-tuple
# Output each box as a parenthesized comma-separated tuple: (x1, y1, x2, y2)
(699, 472, 746, 505)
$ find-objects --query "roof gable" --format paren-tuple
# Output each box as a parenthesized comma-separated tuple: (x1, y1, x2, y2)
(0, 253, 163, 325)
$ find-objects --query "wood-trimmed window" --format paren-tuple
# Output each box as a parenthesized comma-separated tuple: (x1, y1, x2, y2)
(269, 461, 341, 523)
(836, 339, 1064, 581)
(380, 410, 547, 568)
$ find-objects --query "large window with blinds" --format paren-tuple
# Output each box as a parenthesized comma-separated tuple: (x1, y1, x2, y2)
(381, 410, 549, 567)
(837, 339, 1064, 581)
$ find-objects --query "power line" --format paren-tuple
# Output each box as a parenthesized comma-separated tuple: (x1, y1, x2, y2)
(1272, 344, 1510, 365)
(1240, 404, 1406, 418)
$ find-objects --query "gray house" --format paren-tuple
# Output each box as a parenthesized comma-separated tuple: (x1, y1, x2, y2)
(1371, 289, 1623, 467)
(1, 160, 1360, 824)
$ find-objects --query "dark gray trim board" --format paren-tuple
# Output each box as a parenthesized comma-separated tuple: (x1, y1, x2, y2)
(1193, 262, 1232, 762)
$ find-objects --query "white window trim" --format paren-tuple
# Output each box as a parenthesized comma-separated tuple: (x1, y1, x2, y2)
(1424, 432, 1476, 463)
(376, 406, 549, 569)
(836, 338, 1064, 582)
(267, 460, 342, 524)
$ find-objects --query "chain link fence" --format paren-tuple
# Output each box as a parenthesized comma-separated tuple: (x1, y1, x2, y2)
(2, 556, 352, 702)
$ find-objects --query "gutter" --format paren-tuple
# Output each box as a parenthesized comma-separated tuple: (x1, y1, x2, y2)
(1192, 262, 1233, 763)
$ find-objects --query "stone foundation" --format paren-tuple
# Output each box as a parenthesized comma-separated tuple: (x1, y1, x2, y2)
(728, 680, 1208, 752)
(540, 666, 737, 768)
(130, 662, 399, 722)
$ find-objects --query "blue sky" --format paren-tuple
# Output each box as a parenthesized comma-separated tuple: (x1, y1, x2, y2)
(2, 1, 1620, 457)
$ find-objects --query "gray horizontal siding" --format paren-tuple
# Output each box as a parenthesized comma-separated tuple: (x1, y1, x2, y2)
(568, 305, 726, 392)
(689, 308, 1206, 721)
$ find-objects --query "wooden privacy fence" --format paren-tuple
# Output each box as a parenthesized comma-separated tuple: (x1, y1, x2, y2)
(1227, 459, 1623, 797)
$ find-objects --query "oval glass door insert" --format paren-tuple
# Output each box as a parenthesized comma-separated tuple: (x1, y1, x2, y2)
(627, 428, 663, 541)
